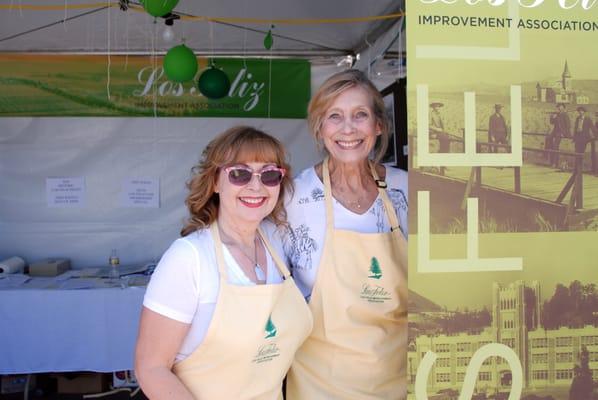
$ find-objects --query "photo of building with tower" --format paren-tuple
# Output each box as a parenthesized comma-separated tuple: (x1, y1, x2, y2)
(535, 60, 591, 105)
(408, 280, 598, 399)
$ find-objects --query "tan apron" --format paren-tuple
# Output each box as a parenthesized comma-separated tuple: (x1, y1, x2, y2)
(286, 158, 408, 400)
(173, 224, 313, 400)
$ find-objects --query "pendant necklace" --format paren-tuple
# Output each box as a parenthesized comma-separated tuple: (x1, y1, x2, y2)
(221, 226, 265, 283)
(253, 236, 266, 283)
(236, 235, 265, 284)
(346, 197, 363, 209)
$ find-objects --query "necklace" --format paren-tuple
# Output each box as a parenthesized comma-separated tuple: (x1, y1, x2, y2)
(234, 236, 265, 284)
(338, 190, 373, 211)
(253, 237, 266, 283)
(218, 224, 266, 284)
(345, 197, 364, 209)
(329, 176, 375, 212)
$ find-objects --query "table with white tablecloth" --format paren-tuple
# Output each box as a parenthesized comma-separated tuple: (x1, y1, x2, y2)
(0, 283, 146, 374)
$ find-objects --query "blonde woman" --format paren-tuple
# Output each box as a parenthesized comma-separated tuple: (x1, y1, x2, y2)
(284, 70, 408, 399)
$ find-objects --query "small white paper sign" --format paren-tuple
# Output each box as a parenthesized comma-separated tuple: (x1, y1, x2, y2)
(46, 177, 86, 208)
(121, 177, 160, 208)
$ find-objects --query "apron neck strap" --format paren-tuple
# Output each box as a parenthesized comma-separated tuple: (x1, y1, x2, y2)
(210, 223, 229, 282)
(370, 165, 401, 233)
(322, 156, 336, 236)
(210, 223, 291, 282)
(258, 227, 291, 280)
(322, 156, 402, 234)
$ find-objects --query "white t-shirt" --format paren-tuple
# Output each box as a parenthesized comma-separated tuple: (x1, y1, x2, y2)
(143, 221, 284, 362)
(278, 165, 408, 301)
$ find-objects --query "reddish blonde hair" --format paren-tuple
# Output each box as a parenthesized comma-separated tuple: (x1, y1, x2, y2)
(180, 126, 292, 237)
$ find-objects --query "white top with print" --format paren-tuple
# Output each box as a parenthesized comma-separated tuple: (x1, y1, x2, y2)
(278, 164, 408, 300)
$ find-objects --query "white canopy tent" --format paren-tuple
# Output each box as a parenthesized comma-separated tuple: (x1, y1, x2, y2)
(0, 0, 405, 268)
(0, 0, 404, 59)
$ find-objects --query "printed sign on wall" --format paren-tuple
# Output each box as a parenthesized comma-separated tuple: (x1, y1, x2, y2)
(46, 177, 86, 208)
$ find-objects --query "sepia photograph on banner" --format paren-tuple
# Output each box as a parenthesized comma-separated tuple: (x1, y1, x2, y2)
(408, 1, 598, 399)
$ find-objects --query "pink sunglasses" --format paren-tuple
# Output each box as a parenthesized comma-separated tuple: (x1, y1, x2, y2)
(223, 165, 286, 187)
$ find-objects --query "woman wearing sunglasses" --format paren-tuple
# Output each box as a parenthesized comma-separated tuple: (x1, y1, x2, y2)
(284, 70, 408, 399)
(135, 126, 312, 400)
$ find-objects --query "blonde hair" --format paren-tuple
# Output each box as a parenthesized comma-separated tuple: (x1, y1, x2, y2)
(180, 126, 292, 237)
(307, 69, 390, 163)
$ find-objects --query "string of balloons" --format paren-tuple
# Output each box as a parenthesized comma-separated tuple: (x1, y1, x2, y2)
(142, 0, 235, 99)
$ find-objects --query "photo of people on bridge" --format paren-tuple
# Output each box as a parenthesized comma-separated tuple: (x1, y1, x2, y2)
(410, 60, 598, 233)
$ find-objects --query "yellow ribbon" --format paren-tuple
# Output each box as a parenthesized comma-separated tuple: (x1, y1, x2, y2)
(0, 2, 404, 25)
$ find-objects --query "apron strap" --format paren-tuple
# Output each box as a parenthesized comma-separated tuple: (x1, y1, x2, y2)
(369, 165, 408, 280)
(321, 156, 336, 239)
(210, 223, 230, 283)
(368, 163, 402, 234)
(322, 156, 402, 235)
(258, 227, 291, 280)
(211, 223, 291, 283)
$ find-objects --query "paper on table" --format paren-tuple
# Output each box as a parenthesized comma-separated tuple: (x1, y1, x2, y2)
(59, 265, 150, 279)
(127, 275, 150, 287)
(59, 278, 105, 290)
(95, 264, 151, 278)
(23, 277, 57, 289)
(55, 268, 101, 281)
(0, 274, 31, 288)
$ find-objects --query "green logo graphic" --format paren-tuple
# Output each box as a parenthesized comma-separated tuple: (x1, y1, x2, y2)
(264, 315, 277, 339)
(368, 257, 382, 279)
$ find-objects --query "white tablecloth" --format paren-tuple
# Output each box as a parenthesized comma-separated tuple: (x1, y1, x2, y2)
(0, 285, 145, 374)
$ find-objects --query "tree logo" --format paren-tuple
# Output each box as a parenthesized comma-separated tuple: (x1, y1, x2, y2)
(264, 315, 277, 339)
(368, 257, 382, 279)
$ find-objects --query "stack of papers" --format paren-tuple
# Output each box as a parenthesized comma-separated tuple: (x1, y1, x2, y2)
(0, 274, 31, 289)
(0, 263, 155, 290)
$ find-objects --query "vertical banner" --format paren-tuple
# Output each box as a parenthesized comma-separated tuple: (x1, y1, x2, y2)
(408, 2, 598, 399)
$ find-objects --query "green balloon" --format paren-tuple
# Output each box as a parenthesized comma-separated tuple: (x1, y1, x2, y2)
(163, 44, 198, 83)
(198, 67, 231, 99)
(140, 0, 179, 18)
(264, 30, 273, 50)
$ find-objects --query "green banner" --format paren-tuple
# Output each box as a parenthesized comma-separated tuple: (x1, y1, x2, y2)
(0, 55, 310, 118)
(408, 1, 598, 399)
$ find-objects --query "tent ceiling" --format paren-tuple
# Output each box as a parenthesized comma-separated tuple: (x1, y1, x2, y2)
(0, 0, 404, 62)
